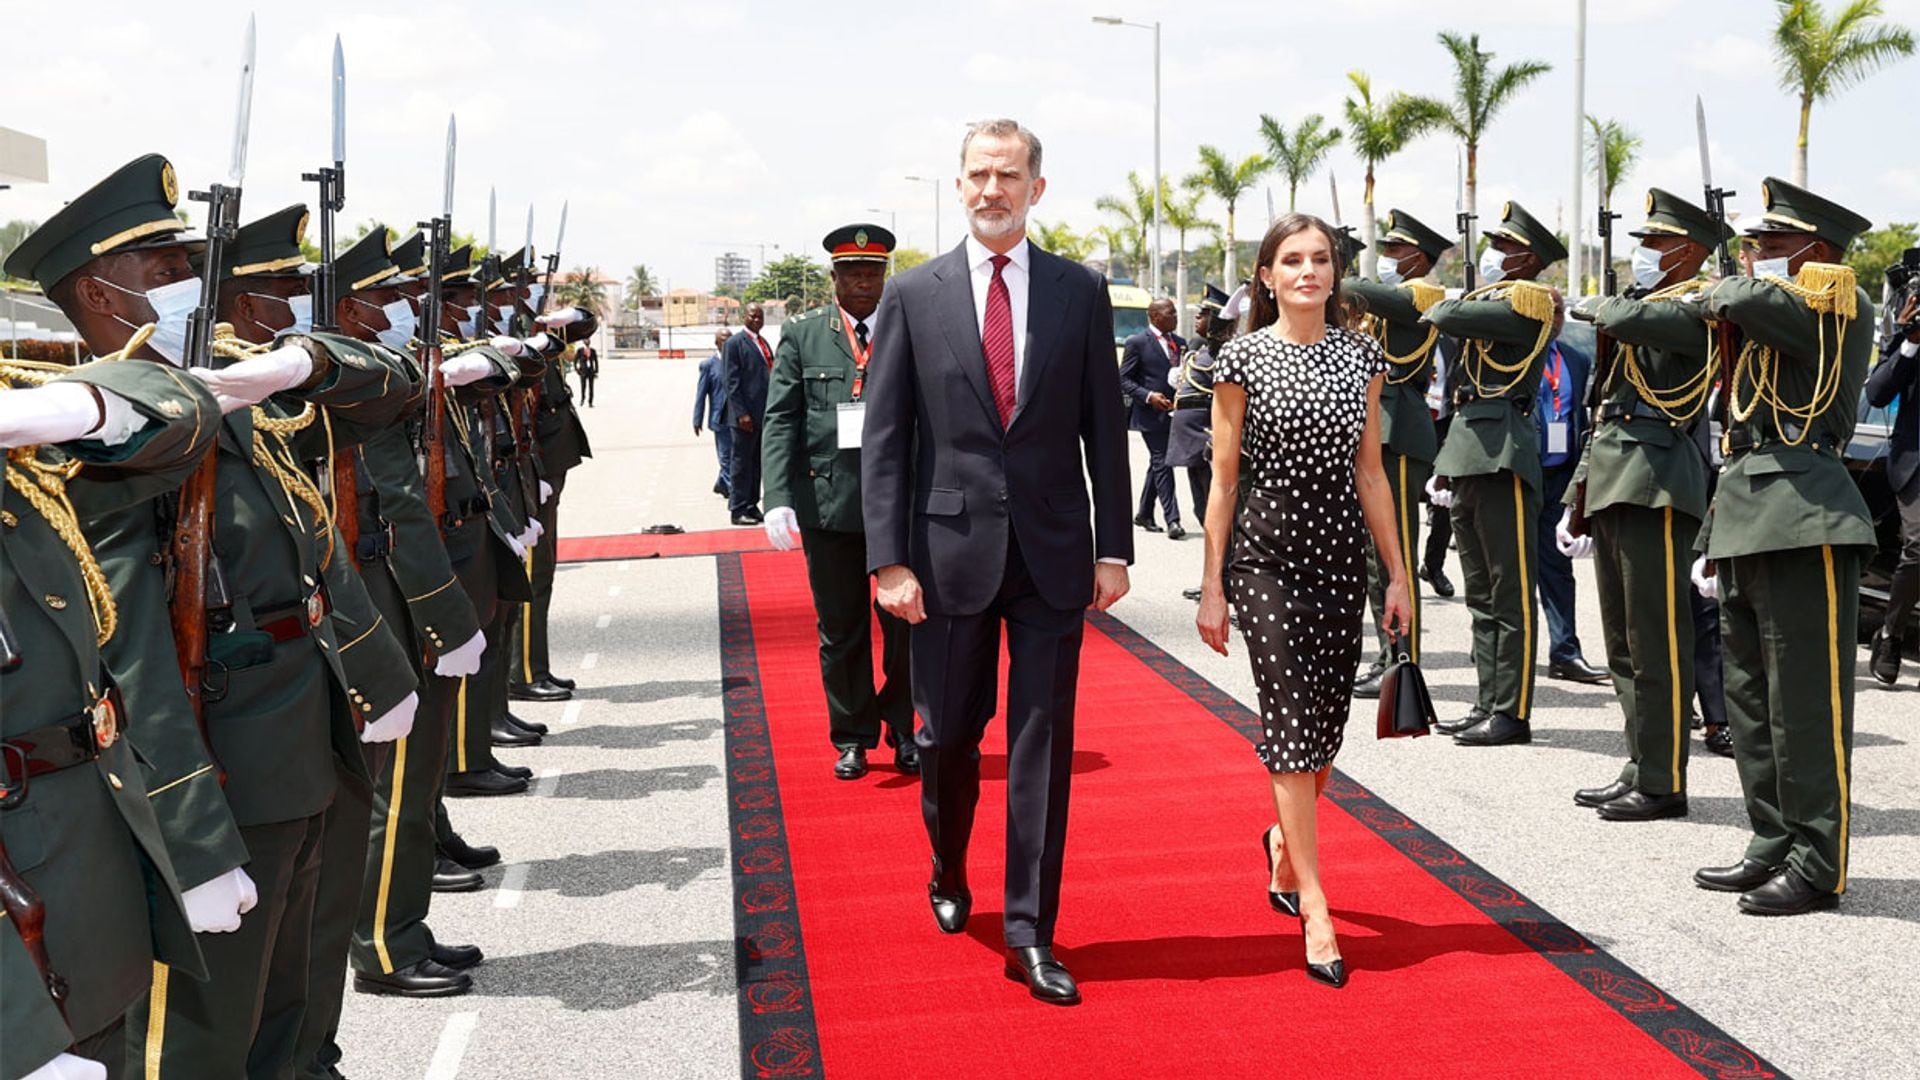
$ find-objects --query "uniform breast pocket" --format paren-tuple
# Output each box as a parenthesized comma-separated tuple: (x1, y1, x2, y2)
(803, 366, 846, 410)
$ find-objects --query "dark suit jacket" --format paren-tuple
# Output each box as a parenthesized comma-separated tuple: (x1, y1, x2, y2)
(1117, 328, 1184, 432)
(694, 352, 727, 429)
(1535, 339, 1590, 468)
(862, 242, 1134, 616)
(1867, 335, 1920, 491)
(723, 329, 770, 427)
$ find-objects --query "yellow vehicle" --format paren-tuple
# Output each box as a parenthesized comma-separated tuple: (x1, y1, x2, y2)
(1109, 282, 1152, 361)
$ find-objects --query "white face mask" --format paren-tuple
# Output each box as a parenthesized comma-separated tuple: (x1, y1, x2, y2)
(98, 275, 201, 364)
(241, 291, 312, 338)
(526, 285, 545, 312)
(377, 298, 417, 351)
(1752, 242, 1815, 282)
(1629, 245, 1671, 290)
(458, 303, 483, 338)
(1478, 246, 1510, 284)
(1377, 256, 1405, 286)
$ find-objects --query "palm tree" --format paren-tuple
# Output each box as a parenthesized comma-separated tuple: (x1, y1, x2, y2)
(1256, 115, 1342, 216)
(1028, 220, 1097, 262)
(1184, 146, 1270, 288)
(1773, 0, 1914, 185)
(1434, 31, 1553, 221)
(1343, 71, 1450, 278)
(1093, 225, 1134, 279)
(1162, 191, 1216, 332)
(1585, 116, 1643, 290)
(624, 264, 656, 313)
(555, 266, 607, 313)
(1096, 171, 1167, 285)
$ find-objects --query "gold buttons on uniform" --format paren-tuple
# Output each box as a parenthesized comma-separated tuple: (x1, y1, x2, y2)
(1, 510, 17, 528)
(283, 514, 298, 527)
(108, 773, 124, 790)
(45, 594, 67, 610)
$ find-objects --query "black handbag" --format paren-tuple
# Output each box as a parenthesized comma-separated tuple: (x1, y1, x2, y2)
(1375, 645, 1436, 740)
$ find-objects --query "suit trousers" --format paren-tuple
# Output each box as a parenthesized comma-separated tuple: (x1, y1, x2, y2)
(1719, 546, 1861, 893)
(713, 424, 733, 493)
(1133, 426, 1179, 526)
(577, 374, 595, 406)
(1691, 586, 1728, 728)
(1449, 471, 1541, 719)
(1185, 461, 1211, 524)
(800, 527, 913, 750)
(1591, 505, 1696, 796)
(1366, 450, 1430, 666)
(1884, 466, 1920, 638)
(728, 424, 761, 516)
(913, 537, 1084, 949)
(127, 812, 328, 1078)
(507, 470, 564, 684)
(1423, 416, 1455, 573)
(1534, 463, 1585, 664)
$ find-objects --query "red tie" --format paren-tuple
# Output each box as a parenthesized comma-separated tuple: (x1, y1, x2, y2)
(983, 255, 1016, 427)
(756, 334, 772, 368)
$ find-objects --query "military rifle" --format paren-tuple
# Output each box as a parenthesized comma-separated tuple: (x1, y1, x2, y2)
(421, 115, 455, 525)
(1697, 96, 1739, 466)
(1568, 159, 1623, 538)
(305, 35, 359, 553)
(0, 606, 20, 672)
(0, 836, 69, 1025)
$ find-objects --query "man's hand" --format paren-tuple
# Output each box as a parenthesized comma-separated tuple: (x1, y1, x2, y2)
(1091, 562, 1130, 612)
(440, 353, 496, 388)
(1901, 295, 1920, 342)
(1691, 555, 1719, 600)
(434, 630, 486, 677)
(875, 564, 926, 624)
(21, 1053, 108, 1080)
(181, 867, 260, 934)
(1147, 391, 1174, 412)
(764, 507, 801, 551)
(190, 345, 314, 413)
(1555, 509, 1594, 559)
(693, 423, 703, 436)
(1425, 474, 1453, 510)
(360, 691, 418, 744)
(737, 414, 754, 433)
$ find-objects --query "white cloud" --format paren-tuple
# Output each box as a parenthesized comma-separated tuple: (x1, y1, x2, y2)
(1688, 34, 1774, 81)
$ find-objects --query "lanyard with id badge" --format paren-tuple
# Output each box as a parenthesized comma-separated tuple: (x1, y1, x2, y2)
(1542, 346, 1570, 458)
(836, 312, 871, 449)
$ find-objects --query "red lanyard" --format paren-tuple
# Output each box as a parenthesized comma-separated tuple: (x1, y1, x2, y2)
(1544, 346, 1564, 415)
(841, 312, 872, 401)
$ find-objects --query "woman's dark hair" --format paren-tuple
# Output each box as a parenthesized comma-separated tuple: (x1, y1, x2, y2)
(1244, 213, 1354, 334)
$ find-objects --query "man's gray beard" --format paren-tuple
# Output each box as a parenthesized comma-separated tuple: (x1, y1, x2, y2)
(966, 205, 1026, 240)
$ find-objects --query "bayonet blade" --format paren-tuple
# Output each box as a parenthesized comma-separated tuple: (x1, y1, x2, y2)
(442, 115, 456, 219)
(1695, 95, 1713, 192)
(554, 200, 567, 257)
(487, 187, 497, 252)
(524, 204, 534, 257)
(228, 15, 257, 185)
(1329, 172, 1342, 227)
(330, 36, 345, 165)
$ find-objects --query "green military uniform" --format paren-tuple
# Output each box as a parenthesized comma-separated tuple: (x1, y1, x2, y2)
(1425, 202, 1566, 738)
(761, 225, 912, 756)
(1574, 190, 1727, 803)
(1700, 178, 1876, 903)
(1348, 210, 1452, 668)
(507, 301, 593, 693)
(1, 358, 221, 1080)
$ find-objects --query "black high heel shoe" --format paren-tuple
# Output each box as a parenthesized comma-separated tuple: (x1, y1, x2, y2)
(1261, 826, 1301, 918)
(1303, 915, 1348, 988)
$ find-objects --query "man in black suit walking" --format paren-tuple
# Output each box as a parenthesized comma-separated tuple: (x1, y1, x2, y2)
(724, 302, 772, 524)
(864, 118, 1133, 1007)
(1119, 297, 1187, 538)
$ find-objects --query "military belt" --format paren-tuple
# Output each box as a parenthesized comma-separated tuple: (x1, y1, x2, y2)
(1723, 427, 1839, 457)
(1599, 400, 1674, 424)
(1454, 389, 1535, 416)
(439, 494, 491, 532)
(253, 584, 331, 645)
(355, 521, 397, 563)
(1174, 398, 1211, 411)
(1, 688, 125, 807)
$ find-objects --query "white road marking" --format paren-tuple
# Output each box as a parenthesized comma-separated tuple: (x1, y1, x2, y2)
(596, 613, 612, 629)
(494, 864, 529, 909)
(424, 1012, 478, 1079)
(608, 585, 623, 597)
(581, 652, 599, 670)
(559, 700, 583, 728)
(535, 767, 564, 798)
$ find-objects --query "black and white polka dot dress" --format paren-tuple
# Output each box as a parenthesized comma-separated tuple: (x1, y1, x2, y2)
(1214, 325, 1387, 774)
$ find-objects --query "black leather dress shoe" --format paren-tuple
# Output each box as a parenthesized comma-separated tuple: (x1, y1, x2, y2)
(833, 746, 867, 780)
(445, 769, 529, 798)
(1739, 869, 1839, 916)
(893, 741, 919, 774)
(713, 481, 729, 497)
(1351, 663, 1386, 700)
(432, 856, 483, 893)
(1548, 656, 1611, 684)
(490, 717, 541, 748)
(1869, 628, 1902, 686)
(1422, 563, 1455, 598)
(1435, 705, 1489, 736)
(541, 673, 577, 691)
(505, 711, 548, 736)
(430, 941, 485, 970)
(1166, 522, 1187, 540)
(929, 856, 971, 934)
(508, 680, 571, 703)
(1574, 780, 1632, 808)
(1454, 711, 1531, 746)
(1703, 726, 1735, 758)
(1597, 789, 1688, 822)
(1004, 946, 1081, 1006)
(731, 513, 759, 526)
(1694, 857, 1779, 893)
(438, 834, 501, 870)
(1133, 515, 1163, 533)
(494, 762, 533, 781)
(353, 958, 472, 998)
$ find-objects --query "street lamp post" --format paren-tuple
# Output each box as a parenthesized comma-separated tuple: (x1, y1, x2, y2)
(1094, 15, 1160, 297)
(864, 207, 898, 273)
(904, 175, 942, 253)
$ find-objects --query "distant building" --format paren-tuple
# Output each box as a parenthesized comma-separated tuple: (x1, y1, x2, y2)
(714, 251, 752, 293)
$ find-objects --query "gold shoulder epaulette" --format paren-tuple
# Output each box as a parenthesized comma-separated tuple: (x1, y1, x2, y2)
(1407, 281, 1446, 315)
(1506, 279, 1556, 324)
(1785, 262, 1859, 320)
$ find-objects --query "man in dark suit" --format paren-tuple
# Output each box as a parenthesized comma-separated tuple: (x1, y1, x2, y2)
(1867, 290, 1920, 685)
(574, 341, 598, 406)
(694, 328, 732, 497)
(724, 303, 772, 524)
(863, 118, 1132, 1007)
(1118, 297, 1186, 538)
(1536, 313, 1608, 685)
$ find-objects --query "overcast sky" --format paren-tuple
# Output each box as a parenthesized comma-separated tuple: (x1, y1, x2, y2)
(4, 0, 1917, 294)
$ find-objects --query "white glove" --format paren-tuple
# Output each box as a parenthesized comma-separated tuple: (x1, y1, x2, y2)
(525, 332, 553, 353)
(434, 630, 486, 677)
(440, 353, 496, 388)
(537, 307, 585, 327)
(181, 867, 259, 934)
(190, 345, 313, 413)
(764, 506, 800, 551)
(1425, 475, 1453, 510)
(1555, 509, 1594, 559)
(488, 334, 526, 357)
(505, 532, 527, 560)
(359, 691, 418, 744)
(516, 520, 544, 551)
(0, 381, 112, 448)
(539, 480, 554, 505)
(20, 1053, 108, 1080)
(1691, 555, 1719, 600)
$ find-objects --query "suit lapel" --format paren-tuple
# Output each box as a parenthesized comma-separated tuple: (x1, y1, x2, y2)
(1009, 247, 1068, 430)
(931, 243, 998, 426)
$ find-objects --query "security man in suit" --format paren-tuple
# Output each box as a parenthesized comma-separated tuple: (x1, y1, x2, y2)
(695, 327, 733, 497)
(1118, 298, 1187, 537)
(1424, 201, 1566, 747)
(1167, 283, 1233, 541)
(1691, 178, 1876, 916)
(724, 303, 773, 525)
(761, 224, 916, 780)
(1566, 189, 1729, 823)
(1866, 287, 1920, 686)
(1346, 209, 1451, 693)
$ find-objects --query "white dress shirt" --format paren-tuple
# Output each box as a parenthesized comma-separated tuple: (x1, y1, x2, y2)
(1152, 328, 1177, 363)
(839, 305, 879, 348)
(965, 234, 1030, 396)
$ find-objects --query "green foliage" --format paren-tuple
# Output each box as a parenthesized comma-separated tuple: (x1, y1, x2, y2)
(1584, 116, 1643, 204)
(1434, 31, 1553, 149)
(1343, 72, 1449, 177)
(890, 247, 931, 275)
(744, 254, 830, 310)
(0, 219, 39, 283)
(625, 264, 656, 310)
(1028, 221, 1097, 262)
(1846, 221, 1919, 286)
(1256, 115, 1341, 211)
(1095, 171, 1172, 283)
(1774, 0, 1915, 101)
(554, 266, 607, 313)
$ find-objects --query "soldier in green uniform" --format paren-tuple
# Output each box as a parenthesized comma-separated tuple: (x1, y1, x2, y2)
(1691, 178, 1876, 916)
(761, 224, 915, 780)
(1346, 210, 1452, 692)
(0, 351, 220, 1080)
(1565, 189, 1728, 823)
(1424, 201, 1566, 746)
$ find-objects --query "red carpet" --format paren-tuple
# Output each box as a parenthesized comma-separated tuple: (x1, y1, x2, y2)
(718, 551, 1780, 1080)
(556, 527, 771, 563)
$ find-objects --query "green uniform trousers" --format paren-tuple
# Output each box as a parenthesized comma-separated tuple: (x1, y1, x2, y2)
(1449, 470, 1540, 719)
(1719, 546, 1860, 893)
(1590, 504, 1697, 796)
(128, 811, 327, 1078)
(449, 540, 506, 780)
(1365, 451, 1430, 666)
(506, 473, 563, 684)
(352, 668, 459, 979)
(799, 527, 914, 750)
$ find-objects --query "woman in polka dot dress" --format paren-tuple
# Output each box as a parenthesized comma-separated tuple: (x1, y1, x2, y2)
(1197, 214, 1413, 988)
